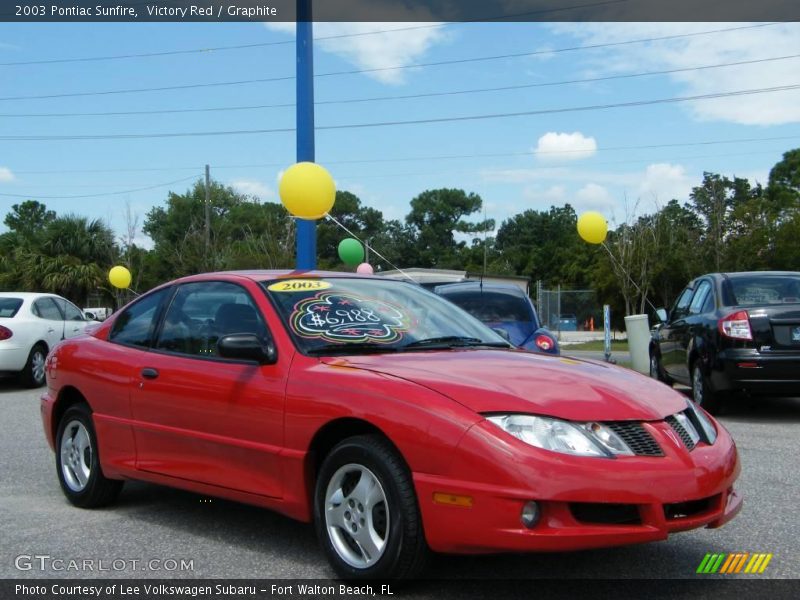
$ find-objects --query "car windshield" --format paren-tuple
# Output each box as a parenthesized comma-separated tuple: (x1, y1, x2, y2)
(0, 298, 23, 318)
(729, 275, 800, 305)
(263, 277, 509, 355)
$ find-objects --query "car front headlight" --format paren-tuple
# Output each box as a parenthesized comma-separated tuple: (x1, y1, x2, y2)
(486, 414, 633, 458)
(684, 401, 717, 444)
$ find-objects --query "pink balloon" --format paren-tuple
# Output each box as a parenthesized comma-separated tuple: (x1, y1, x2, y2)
(356, 263, 374, 274)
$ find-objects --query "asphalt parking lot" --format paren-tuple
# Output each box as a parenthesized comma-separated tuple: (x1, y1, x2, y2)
(1, 377, 798, 585)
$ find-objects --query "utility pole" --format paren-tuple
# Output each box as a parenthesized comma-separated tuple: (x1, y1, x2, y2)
(204, 164, 211, 268)
(295, 0, 316, 270)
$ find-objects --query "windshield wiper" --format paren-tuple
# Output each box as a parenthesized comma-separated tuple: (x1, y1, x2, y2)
(401, 336, 508, 350)
(307, 343, 401, 356)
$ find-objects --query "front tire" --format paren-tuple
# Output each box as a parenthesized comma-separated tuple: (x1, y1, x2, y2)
(20, 344, 47, 388)
(691, 362, 720, 414)
(314, 435, 428, 580)
(649, 350, 669, 383)
(55, 404, 123, 508)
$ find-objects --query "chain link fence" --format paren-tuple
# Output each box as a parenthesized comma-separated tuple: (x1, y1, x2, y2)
(534, 282, 600, 335)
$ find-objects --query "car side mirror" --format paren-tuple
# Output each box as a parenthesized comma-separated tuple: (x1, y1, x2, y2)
(656, 308, 668, 323)
(217, 334, 277, 365)
(491, 327, 511, 342)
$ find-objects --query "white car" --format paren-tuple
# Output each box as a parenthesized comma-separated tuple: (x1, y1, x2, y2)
(0, 292, 90, 387)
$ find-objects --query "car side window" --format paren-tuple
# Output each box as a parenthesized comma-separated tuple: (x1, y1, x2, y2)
(33, 298, 63, 321)
(670, 287, 694, 320)
(109, 288, 170, 348)
(155, 281, 269, 359)
(55, 298, 85, 321)
(689, 281, 712, 315)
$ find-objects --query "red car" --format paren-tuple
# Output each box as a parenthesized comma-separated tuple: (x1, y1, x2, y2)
(41, 272, 741, 579)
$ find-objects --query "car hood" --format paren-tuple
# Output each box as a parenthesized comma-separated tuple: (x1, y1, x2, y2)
(320, 349, 686, 421)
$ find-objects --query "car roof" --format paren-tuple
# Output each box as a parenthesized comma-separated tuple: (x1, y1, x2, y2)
(167, 270, 406, 286)
(432, 281, 526, 296)
(698, 271, 800, 280)
(0, 292, 60, 300)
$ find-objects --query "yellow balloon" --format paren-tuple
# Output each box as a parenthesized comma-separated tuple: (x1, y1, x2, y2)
(577, 211, 608, 244)
(279, 162, 336, 220)
(109, 266, 132, 289)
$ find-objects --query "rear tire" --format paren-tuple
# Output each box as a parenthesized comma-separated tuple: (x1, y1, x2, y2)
(55, 404, 123, 508)
(20, 344, 47, 388)
(314, 434, 429, 580)
(691, 362, 721, 414)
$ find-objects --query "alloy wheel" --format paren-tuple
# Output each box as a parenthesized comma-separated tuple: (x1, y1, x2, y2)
(323, 463, 389, 569)
(60, 419, 93, 492)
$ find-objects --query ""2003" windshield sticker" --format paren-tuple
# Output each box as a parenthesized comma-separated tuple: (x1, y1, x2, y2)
(268, 279, 332, 292)
(290, 292, 410, 344)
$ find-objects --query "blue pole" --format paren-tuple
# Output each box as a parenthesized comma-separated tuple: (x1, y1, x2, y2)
(296, 0, 316, 270)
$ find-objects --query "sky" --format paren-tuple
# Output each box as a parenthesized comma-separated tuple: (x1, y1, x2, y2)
(2, 20, 800, 250)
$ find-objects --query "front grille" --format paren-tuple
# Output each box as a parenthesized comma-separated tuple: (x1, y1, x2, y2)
(570, 502, 642, 525)
(665, 415, 697, 451)
(606, 422, 664, 456)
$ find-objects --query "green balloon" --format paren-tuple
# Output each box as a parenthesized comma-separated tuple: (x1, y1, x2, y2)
(338, 238, 364, 266)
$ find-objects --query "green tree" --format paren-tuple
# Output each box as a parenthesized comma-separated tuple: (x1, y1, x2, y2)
(495, 204, 592, 287)
(405, 189, 491, 269)
(316, 191, 386, 269)
(3, 200, 56, 245)
(0, 214, 117, 305)
(143, 179, 294, 281)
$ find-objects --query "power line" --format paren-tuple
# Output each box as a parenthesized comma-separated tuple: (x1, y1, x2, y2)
(0, 175, 198, 199)
(3, 83, 799, 141)
(0, 22, 783, 102)
(4, 149, 788, 200)
(5, 52, 800, 118)
(10, 134, 800, 175)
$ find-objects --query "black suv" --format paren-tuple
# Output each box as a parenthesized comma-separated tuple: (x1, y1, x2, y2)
(650, 271, 800, 412)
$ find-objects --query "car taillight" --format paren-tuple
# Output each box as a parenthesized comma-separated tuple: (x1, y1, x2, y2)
(0, 326, 12, 340)
(718, 310, 752, 340)
(535, 334, 555, 352)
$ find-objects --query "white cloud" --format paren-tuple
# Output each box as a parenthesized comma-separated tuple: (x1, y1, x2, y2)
(521, 184, 567, 206)
(231, 179, 275, 200)
(266, 13, 447, 85)
(637, 163, 693, 208)
(547, 22, 800, 125)
(0, 167, 14, 182)
(575, 183, 616, 212)
(534, 131, 597, 160)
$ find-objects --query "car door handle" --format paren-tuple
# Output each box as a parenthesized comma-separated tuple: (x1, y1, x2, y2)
(47, 328, 55, 333)
(141, 368, 159, 380)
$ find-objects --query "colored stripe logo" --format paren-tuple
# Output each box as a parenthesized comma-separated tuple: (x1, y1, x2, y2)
(696, 553, 773, 574)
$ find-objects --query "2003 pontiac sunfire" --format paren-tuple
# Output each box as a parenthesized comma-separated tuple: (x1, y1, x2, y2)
(41, 271, 742, 579)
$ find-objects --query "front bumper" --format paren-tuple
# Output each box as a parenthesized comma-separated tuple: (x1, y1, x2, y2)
(415, 419, 741, 554)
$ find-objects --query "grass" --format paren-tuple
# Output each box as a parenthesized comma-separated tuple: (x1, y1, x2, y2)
(561, 339, 630, 352)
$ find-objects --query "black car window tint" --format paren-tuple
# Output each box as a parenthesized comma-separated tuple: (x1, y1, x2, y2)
(109, 288, 170, 348)
(443, 291, 530, 322)
(155, 281, 268, 358)
(671, 287, 694, 319)
(689, 281, 712, 314)
(34, 298, 63, 321)
(730, 275, 800, 305)
(56, 298, 85, 321)
(0, 298, 23, 318)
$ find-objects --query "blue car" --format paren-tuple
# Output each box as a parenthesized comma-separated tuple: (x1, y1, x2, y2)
(433, 281, 559, 354)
